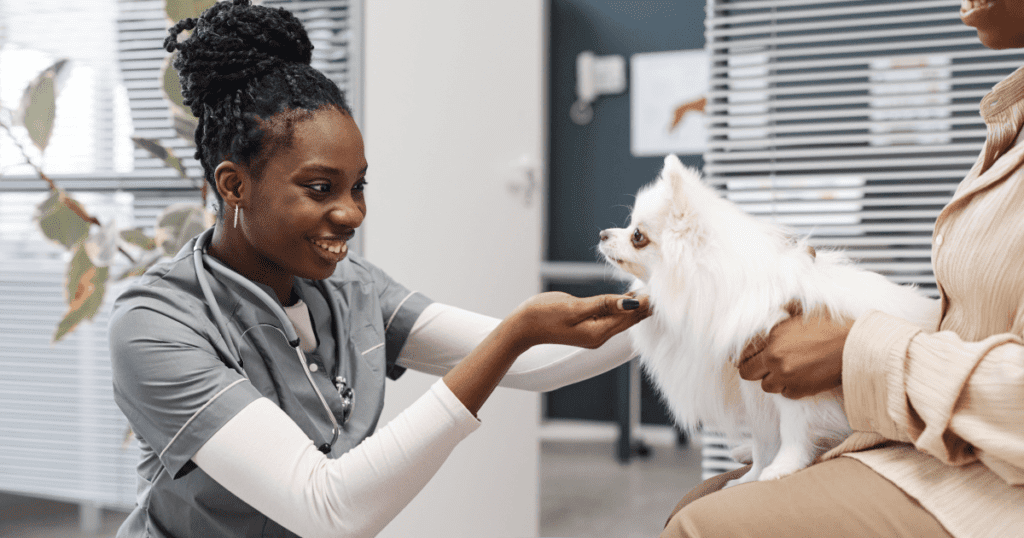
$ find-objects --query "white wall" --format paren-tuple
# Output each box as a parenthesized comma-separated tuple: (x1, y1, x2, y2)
(363, 1, 547, 537)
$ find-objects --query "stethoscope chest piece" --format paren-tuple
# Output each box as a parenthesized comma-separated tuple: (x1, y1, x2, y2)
(335, 376, 354, 424)
(317, 378, 354, 455)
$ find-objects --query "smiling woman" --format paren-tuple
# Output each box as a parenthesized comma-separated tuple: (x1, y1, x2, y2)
(107, 1, 651, 537)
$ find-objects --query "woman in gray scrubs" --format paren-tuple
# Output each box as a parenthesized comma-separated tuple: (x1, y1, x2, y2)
(108, 1, 649, 536)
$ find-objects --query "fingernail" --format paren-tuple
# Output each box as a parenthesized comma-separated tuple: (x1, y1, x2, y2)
(622, 298, 640, 310)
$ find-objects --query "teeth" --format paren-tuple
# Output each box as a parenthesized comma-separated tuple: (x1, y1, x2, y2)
(312, 239, 348, 255)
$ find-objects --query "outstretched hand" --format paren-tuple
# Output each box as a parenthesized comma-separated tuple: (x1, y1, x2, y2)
(737, 312, 853, 399)
(508, 291, 652, 350)
(443, 291, 651, 415)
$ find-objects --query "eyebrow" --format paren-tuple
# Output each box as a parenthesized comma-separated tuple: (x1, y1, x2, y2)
(296, 164, 368, 177)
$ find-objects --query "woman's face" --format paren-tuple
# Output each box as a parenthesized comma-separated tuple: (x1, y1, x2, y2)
(961, 0, 1024, 49)
(244, 107, 367, 283)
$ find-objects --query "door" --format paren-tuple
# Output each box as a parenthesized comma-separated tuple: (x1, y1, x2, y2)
(362, 1, 545, 536)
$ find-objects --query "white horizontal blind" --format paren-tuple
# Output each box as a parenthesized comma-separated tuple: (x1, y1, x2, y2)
(116, 0, 352, 184)
(705, 0, 1024, 297)
(0, 188, 207, 509)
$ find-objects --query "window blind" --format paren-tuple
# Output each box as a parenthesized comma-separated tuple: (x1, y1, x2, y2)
(696, 0, 1024, 480)
(705, 0, 1024, 297)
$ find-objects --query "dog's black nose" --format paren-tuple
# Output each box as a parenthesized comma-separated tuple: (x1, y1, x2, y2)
(599, 230, 610, 242)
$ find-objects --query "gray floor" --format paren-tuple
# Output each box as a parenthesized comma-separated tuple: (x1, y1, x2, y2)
(0, 425, 703, 538)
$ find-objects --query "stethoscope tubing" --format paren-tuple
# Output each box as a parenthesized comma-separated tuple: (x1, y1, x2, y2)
(192, 227, 342, 452)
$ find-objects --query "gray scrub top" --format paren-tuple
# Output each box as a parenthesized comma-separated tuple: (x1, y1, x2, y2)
(108, 230, 432, 537)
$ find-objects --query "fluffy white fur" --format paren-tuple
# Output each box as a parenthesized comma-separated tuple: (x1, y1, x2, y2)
(598, 155, 937, 485)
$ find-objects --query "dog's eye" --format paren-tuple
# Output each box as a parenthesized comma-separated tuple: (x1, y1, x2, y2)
(631, 228, 649, 248)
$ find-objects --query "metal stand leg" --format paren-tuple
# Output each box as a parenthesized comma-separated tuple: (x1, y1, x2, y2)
(616, 358, 650, 463)
(79, 502, 101, 535)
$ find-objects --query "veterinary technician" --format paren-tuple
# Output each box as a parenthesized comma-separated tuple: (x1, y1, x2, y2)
(662, 2, 1024, 538)
(108, 2, 650, 536)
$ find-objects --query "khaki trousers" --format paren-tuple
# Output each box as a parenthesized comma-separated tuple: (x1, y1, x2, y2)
(661, 457, 953, 538)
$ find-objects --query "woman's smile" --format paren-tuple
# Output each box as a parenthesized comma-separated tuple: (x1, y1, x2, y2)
(309, 236, 351, 261)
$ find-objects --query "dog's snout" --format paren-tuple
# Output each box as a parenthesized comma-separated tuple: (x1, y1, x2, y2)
(600, 230, 610, 242)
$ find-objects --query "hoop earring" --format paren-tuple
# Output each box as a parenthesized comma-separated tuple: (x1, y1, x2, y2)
(233, 205, 242, 229)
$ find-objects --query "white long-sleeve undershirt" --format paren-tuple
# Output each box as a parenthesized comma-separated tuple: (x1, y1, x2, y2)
(397, 302, 637, 391)
(192, 302, 637, 538)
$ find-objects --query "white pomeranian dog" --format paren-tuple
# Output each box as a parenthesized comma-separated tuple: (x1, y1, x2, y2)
(598, 154, 936, 485)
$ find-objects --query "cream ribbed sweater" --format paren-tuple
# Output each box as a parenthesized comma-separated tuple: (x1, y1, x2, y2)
(822, 66, 1024, 538)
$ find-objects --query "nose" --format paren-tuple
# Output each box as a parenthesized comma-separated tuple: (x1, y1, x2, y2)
(329, 195, 366, 228)
(599, 230, 610, 242)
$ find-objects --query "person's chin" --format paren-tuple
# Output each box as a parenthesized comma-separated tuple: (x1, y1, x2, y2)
(303, 260, 341, 281)
(977, 31, 1024, 50)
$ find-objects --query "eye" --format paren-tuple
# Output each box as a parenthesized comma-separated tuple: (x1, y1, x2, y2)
(631, 228, 649, 248)
(353, 179, 367, 193)
(307, 182, 331, 194)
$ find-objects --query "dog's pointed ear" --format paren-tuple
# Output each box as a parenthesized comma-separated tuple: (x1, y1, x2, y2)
(664, 154, 697, 217)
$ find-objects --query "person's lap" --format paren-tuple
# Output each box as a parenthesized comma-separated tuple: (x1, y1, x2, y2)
(661, 457, 952, 538)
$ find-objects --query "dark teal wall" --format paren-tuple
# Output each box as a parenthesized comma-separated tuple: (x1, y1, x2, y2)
(548, 0, 706, 262)
(545, 0, 707, 425)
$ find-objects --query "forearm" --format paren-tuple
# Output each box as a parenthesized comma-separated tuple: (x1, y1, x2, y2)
(192, 379, 479, 538)
(441, 315, 529, 415)
(842, 310, 1024, 484)
(397, 303, 638, 393)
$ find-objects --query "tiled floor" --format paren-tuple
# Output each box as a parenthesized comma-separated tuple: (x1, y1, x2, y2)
(540, 429, 703, 538)
(0, 424, 703, 538)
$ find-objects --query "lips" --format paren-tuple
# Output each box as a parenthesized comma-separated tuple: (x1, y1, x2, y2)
(309, 237, 349, 261)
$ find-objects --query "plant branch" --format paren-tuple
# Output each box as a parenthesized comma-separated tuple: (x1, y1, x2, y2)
(0, 116, 56, 191)
(0, 114, 101, 226)
(118, 246, 137, 264)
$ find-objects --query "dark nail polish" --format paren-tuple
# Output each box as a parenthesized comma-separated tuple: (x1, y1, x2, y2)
(622, 298, 640, 310)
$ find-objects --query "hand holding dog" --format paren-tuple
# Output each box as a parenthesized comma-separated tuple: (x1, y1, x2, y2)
(738, 314, 853, 399)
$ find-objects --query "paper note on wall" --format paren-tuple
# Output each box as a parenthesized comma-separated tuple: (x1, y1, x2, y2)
(630, 49, 709, 157)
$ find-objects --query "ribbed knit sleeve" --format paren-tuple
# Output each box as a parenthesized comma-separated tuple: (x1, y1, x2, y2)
(842, 310, 1024, 484)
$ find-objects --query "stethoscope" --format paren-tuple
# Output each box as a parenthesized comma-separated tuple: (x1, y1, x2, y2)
(192, 227, 352, 454)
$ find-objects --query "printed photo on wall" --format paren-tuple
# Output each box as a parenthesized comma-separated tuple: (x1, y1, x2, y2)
(630, 49, 709, 157)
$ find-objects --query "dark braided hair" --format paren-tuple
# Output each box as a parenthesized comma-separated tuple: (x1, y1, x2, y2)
(164, 0, 352, 209)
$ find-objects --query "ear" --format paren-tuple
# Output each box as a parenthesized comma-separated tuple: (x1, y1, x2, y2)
(663, 154, 696, 217)
(214, 161, 248, 209)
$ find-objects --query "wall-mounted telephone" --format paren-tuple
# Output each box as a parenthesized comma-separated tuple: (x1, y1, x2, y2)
(571, 51, 626, 125)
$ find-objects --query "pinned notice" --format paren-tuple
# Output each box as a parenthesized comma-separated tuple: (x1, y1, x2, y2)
(630, 49, 709, 157)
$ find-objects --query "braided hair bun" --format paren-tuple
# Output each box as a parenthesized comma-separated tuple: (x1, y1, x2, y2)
(163, 0, 350, 205)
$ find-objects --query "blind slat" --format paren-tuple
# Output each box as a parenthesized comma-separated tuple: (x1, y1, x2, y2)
(705, 0, 1009, 299)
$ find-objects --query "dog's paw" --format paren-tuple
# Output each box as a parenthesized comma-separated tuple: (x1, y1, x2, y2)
(729, 443, 753, 464)
(724, 468, 759, 489)
(758, 462, 801, 481)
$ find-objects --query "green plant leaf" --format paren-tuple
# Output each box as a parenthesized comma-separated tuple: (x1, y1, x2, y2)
(162, 54, 199, 148)
(17, 59, 71, 151)
(120, 227, 157, 251)
(19, 72, 56, 151)
(132, 137, 187, 178)
(162, 54, 188, 114)
(54, 245, 109, 342)
(155, 202, 208, 256)
(35, 189, 90, 249)
(165, 0, 217, 24)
